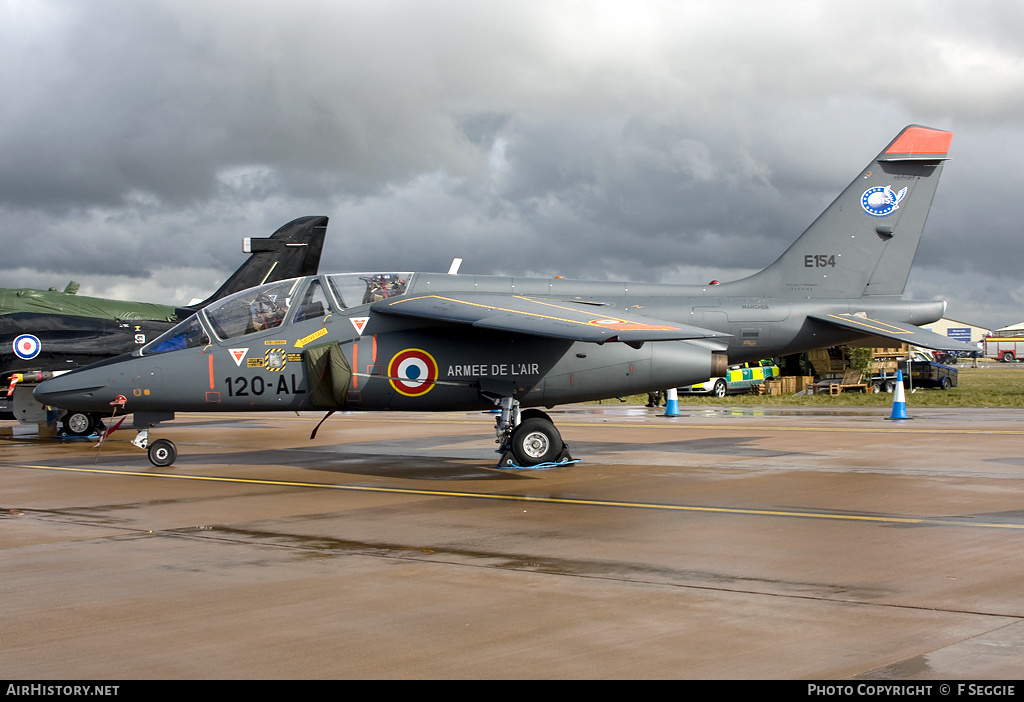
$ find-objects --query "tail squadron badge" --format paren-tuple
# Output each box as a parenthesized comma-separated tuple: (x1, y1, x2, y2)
(861, 185, 907, 217)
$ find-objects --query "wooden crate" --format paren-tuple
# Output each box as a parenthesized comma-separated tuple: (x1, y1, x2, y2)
(764, 376, 815, 395)
(872, 344, 909, 359)
(783, 375, 815, 394)
(871, 360, 897, 374)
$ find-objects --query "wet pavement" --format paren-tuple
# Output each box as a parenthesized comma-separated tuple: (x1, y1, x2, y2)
(3, 405, 1024, 679)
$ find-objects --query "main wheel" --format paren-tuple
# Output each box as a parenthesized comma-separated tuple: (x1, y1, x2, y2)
(62, 411, 97, 437)
(939, 376, 952, 390)
(1002, 352, 1015, 363)
(511, 418, 562, 466)
(148, 439, 177, 467)
(712, 379, 727, 398)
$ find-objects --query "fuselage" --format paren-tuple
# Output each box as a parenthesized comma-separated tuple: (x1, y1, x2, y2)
(33, 270, 945, 416)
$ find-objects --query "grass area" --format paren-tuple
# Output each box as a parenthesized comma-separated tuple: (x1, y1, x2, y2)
(595, 365, 1024, 408)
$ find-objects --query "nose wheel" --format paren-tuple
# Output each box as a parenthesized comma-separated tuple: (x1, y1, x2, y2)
(132, 428, 178, 467)
(147, 439, 178, 467)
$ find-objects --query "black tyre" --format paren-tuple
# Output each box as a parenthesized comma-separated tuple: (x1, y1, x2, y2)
(939, 376, 952, 390)
(1002, 352, 1015, 363)
(712, 379, 727, 398)
(148, 439, 177, 467)
(520, 408, 553, 424)
(511, 418, 562, 466)
(62, 412, 97, 437)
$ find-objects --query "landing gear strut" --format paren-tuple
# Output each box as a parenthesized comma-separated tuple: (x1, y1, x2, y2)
(493, 397, 573, 467)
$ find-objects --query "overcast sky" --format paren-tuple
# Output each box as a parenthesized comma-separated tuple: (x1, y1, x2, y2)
(3, 0, 1023, 329)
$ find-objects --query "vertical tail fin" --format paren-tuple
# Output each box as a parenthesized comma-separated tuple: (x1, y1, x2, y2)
(189, 216, 328, 309)
(730, 125, 951, 299)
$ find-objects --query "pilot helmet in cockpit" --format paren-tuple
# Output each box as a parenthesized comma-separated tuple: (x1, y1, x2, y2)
(250, 292, 287, 330)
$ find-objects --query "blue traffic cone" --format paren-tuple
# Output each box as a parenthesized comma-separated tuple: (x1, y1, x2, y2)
(887, 370, 911, 420)
(663, 387, 681, 417)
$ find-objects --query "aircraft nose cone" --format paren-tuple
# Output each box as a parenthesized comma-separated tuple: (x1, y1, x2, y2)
(34, 371, 109, 410)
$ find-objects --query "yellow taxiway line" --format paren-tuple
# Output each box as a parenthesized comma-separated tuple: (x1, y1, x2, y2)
(17, 463, 1024, 531)
(167, 411, 1024, 436)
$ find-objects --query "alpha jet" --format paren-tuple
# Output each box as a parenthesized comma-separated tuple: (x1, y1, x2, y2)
(4, 216, 327, 433)
(36, 125, 974, 466)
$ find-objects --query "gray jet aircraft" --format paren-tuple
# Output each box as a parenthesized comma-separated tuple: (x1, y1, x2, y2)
(35, 125, 973, 467)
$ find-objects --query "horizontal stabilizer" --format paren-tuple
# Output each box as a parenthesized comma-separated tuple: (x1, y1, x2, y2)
(376, 293, 730, 345)
(809, 314, 977, 352)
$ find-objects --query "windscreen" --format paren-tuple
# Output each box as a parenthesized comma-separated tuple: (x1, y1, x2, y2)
(203, 278, 301, 341)
(142, 316, 210, 355)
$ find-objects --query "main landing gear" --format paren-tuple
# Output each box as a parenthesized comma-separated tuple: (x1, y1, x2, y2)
(61, 411, 105, 437)
(493, 397, 574, 468)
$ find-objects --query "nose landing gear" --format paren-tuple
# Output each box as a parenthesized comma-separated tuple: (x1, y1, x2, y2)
(129, 417, 179, 467)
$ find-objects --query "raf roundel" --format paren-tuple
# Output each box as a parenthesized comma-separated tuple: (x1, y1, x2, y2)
(13, 334, 41, 360)
(388, 348, 438, 397)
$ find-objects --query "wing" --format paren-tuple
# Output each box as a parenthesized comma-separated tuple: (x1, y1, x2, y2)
(374, 293, 729, 346)
(809, 313, 977, 352)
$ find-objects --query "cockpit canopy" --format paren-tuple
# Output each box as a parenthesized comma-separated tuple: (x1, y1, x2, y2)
(327, 272, 410, 308)
(141, 272, 412, 355)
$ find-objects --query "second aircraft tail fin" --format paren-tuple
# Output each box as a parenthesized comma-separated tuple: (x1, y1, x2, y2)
(188, 215, 328, 310)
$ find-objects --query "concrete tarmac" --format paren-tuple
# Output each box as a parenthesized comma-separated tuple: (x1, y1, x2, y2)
(3, 405, 1024, 679)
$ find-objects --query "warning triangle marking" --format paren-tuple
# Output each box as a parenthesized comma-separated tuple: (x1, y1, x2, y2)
(229, 348, 248, 366)
(350, 317, 369, 335)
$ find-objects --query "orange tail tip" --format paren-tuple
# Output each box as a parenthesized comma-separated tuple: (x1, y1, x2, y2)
(886, 126, 953, 158)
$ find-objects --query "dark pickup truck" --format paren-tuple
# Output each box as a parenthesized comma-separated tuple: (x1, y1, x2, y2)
(871, 353, 957, 391)
(900, 353, 958, 390)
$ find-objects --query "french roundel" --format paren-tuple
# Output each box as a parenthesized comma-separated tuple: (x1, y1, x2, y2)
(13, 334, 41, 360)
(388, 348, 438, 397)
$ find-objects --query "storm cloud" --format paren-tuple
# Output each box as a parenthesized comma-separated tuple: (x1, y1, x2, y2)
(3, 0, 1023, 328)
